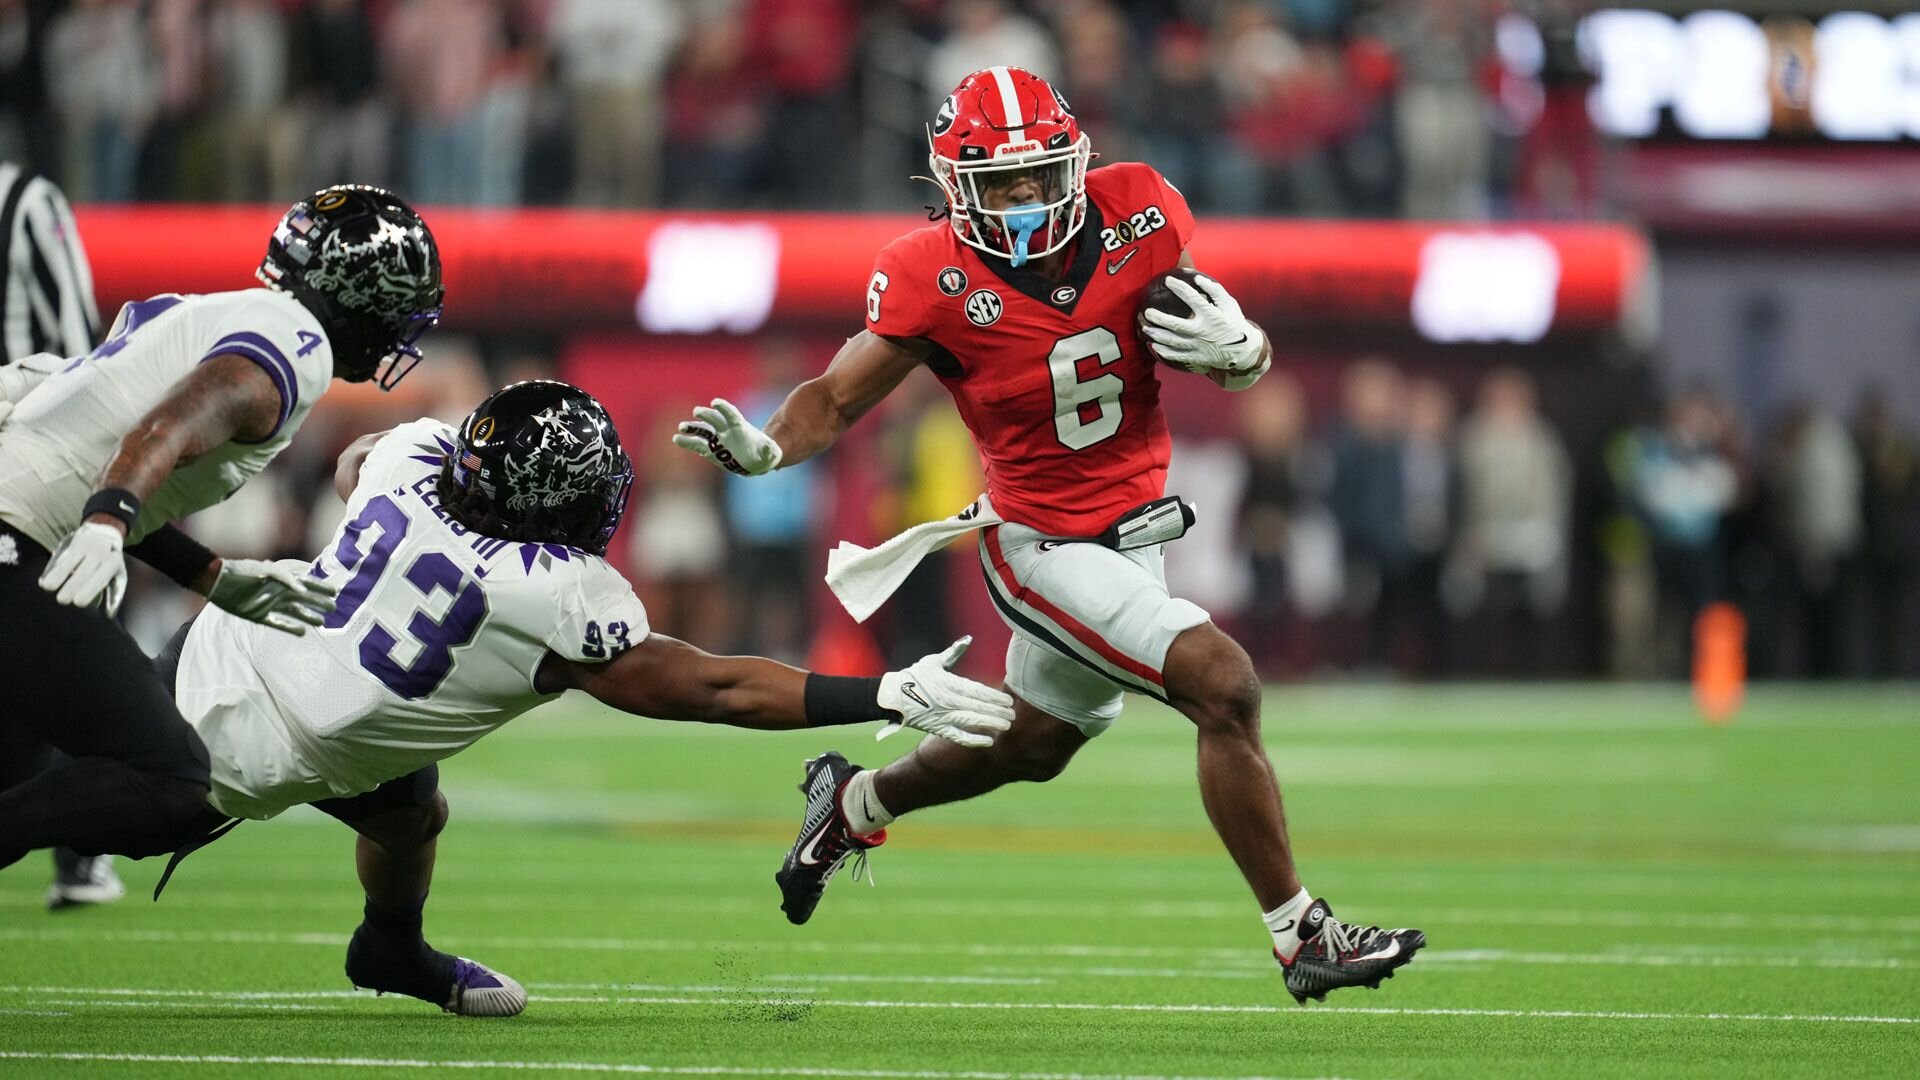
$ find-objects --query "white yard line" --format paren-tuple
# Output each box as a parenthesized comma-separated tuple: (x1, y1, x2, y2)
(0, 1054, 1341, 1080)
(8, 987, 1915, 1026)
(3, 928, 1909, 973)
(34, 999, 337, 1011)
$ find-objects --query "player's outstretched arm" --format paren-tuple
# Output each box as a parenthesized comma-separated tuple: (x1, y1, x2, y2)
(673, 330, 927, 475)
(536, 634, 1013, 748)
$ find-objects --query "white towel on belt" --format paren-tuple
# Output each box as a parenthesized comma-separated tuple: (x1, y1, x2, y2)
(825, 495, 1003, 623)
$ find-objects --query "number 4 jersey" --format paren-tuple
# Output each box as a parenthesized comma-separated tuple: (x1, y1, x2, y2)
(866, 162, 1194, 537)
(174, 418, 649, 820)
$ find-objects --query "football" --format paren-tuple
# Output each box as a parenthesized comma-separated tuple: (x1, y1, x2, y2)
(1139, 267, 1228, 383)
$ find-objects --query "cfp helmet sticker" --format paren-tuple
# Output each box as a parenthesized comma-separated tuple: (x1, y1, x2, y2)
(938, 267, 968, 296)
(314, 190, 350, 212)
(470, 416, 496, 443)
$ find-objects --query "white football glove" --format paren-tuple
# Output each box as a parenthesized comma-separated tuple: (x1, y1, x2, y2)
(876, 636, 1015, 749)
(207, 559, 341, 636)
(1140, 273, 1267, 374)
(38, 521, 128, 617)
(672, 398, 783, 477)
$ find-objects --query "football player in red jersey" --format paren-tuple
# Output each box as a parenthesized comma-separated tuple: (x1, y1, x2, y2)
(675, 67, 1424, 1002)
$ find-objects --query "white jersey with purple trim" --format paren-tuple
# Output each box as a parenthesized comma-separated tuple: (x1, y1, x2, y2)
(175, 418, 650, 820)
(0, 287, 332, 549)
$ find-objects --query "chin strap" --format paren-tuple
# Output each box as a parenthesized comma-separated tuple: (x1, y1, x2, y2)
(1004, 203, 1048, 267)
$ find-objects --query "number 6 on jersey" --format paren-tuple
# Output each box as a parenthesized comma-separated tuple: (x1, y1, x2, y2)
(1048, 327, 1125, 451)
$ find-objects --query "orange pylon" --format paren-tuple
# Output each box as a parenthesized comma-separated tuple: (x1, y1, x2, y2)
(1693, 602, 1747, 725)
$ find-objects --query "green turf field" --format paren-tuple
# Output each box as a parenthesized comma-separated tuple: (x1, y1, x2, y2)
(3, 684, 1918, 1079)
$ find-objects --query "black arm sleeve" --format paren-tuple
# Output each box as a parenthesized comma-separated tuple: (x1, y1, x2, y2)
(127, 524, 217, 589)
(803, 674, 892, 727)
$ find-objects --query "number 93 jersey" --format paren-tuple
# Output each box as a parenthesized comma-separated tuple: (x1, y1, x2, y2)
(174, 418, 649, 820)
(866, 162, 1195, 538)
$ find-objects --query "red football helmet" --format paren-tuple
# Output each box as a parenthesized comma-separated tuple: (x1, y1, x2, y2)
(927, 67, 1091, 267)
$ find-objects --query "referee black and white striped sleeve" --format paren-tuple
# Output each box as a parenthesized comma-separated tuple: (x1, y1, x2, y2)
(0, 162, 102, 365)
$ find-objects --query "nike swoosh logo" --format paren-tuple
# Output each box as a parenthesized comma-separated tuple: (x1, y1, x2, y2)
(1106, 250, 1138, 275)
(796, 827, 831, 867)
(1272, 919, 1295, 933)
(1355, 940, 1402, 962)
(901, 682, 929, 709)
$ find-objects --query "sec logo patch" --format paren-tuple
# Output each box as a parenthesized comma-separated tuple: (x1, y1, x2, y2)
(965, 289, 1003, 326)
(937, 267, 967, 297)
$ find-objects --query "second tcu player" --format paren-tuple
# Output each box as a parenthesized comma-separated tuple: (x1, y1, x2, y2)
(152, 380, 1012, 1016)
(676, 67, 1424, 1002)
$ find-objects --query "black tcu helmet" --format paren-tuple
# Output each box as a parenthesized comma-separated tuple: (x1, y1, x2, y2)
(257, 185, 443, 389)
(444, 381, 633, 555)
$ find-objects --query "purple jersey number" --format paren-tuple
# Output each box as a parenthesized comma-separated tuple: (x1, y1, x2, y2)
(324, 494, 489, 700)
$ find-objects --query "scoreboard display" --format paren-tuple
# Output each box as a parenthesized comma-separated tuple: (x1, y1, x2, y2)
(1566, 8, 1920, 142)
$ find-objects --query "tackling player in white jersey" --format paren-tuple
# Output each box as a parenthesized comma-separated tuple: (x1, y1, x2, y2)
(151, 380, 1013, 1016)
(0, 186, 443, 872)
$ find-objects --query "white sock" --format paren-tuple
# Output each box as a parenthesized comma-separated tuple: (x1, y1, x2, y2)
(1263, 888, 1314, 961)
(840, 771, 895, 837)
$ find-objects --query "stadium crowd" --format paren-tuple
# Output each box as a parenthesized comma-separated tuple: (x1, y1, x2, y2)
(0, 0, 1597, 218)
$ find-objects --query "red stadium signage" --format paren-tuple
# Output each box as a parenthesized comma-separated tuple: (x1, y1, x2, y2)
(73, 206, 1653, 344)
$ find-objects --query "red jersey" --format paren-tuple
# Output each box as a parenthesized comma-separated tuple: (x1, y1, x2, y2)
(866, 162, 1195, 537)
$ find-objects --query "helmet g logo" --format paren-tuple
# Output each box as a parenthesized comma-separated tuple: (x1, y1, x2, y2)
(933, 95, 958, 136)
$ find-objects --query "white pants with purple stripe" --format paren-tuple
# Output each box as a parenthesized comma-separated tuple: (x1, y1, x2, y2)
(977, 521, 1209, 735)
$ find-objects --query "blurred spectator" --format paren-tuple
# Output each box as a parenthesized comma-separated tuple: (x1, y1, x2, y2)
(1510, 0, 1601, 218)
(1048, 0, 1142, 164)
(1141, 21, 1255, 213)
(662, 12, 761, 207)
(924, 0, 1060, 109)
(142, 0, 210, 201)
(1397, 376, 1455, 672)
(551, 0, 683, 207)
(0, 0, 54, 173)
(1387, 0, 1489, 219)
(744, 0, 856, 207)
(207, 0, 291, 202)
(1327, 358, 1407, 669)
(1235, 373, 1328, 671)
(1622, 388, 1739, 675)
(46, 0, 151, 202)
(1767, 404, 1862, 677)
(1855, 394, 1919, 677)
(1451, 368, 1572, 676)
(723, 343, 821, 664)
(289, 0, 390, 195)
(384, 0, 503, 205)
(629, 415, 730, 647)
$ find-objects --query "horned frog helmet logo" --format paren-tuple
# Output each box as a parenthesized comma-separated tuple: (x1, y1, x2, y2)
(502, 405, 610, 511)
(303, 217, 430, 318)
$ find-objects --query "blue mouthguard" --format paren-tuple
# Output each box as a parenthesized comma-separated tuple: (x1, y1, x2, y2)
(1005, 203, 1048, 267)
